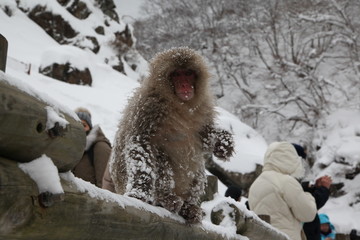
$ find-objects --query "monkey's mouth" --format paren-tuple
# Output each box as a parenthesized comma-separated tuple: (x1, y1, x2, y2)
(176, 88, 194, 101)
(171, 68, 196, 101)
(175, 85, 195, 101)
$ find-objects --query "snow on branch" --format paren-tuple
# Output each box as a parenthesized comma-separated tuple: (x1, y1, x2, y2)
(298, 13, 346, 27)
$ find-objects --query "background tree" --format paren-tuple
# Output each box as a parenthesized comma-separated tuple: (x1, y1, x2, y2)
(133, 0, 360, 179)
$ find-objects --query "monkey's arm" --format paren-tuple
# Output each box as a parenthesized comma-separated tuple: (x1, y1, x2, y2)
(178, 169, 206, 224)
(200, 125, 234, 161)
(124, 94, 168, 203)
(124, 140, 157, 203)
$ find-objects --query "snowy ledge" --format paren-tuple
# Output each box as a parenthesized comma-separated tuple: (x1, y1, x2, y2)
(0, 156, 242, 240)
(0, 155, 289, 240)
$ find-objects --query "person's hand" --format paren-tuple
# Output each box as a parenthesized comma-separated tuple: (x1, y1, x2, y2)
(315, 175, 332, 189)
(324, 237, 333, 240)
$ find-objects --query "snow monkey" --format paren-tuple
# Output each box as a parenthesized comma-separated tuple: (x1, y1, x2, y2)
(110, 47, 234, 223)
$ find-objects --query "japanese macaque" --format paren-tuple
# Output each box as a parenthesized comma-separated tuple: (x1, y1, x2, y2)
(110, 47, 234, 223)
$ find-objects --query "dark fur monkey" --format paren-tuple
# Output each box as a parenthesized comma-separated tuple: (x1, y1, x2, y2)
(110, 47, 234, 223)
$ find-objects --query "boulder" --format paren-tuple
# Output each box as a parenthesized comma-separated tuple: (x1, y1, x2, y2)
(39, 62, 92, 86)
(0, 76, 85, 172)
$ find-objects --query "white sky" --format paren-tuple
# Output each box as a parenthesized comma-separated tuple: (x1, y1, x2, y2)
(114, 0, 145, 21)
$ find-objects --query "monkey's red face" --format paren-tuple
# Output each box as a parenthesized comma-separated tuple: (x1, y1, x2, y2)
(171, 69, 196, 101)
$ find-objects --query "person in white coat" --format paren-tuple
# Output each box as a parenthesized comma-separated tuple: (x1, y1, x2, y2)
(248, 141, 317, 240)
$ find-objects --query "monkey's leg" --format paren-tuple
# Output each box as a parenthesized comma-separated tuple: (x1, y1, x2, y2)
(179, 170, 206, 224)
(125, 146, 157, 204)
(154, 153, 183, 213)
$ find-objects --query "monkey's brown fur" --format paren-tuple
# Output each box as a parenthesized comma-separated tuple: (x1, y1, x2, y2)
(110, 47, 234, 223)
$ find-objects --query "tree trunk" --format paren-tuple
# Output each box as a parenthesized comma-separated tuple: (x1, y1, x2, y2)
(205, 153, 262, 197)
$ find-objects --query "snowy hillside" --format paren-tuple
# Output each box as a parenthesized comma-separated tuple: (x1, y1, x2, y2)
(0, 0, 359, 236)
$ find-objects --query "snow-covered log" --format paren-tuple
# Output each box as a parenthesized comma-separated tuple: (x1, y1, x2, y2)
(0, 75, 85, 172)
(209, 202, 289, 240)
(0, 157, 239, 240)
(0, 156, 292, 240)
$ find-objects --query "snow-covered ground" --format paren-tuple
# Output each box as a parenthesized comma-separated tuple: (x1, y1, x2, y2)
(1, 0, 359, 237)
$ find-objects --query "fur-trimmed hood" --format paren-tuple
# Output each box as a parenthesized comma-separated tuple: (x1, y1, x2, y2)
(85, 125, 111, 151)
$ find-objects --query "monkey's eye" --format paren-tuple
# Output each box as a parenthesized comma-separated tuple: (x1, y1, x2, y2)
(172, 71, 181, 77)
(170, 69, 195, 78)
(185, 70, 195, 76)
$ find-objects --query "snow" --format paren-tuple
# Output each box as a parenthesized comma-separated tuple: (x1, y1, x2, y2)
(60, 171, 182, 219)
(114, 0, 145, 20)
(39, 46, 91, 70)
(315, 109, 360, 167)
(45, 106, 69, 130)
(18, 155, 64, 194)
(59, 171, 248, 239)
(312, 110, 360, 233)
(214, 107, 267, 173)
(1, 0, 359, 237)
(201, 194, 289, 240)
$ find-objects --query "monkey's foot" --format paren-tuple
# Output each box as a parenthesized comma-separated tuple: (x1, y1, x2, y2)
(156, 194, 184, 213)
(179, 204, 202, 224)
(125, 192, 153, 204)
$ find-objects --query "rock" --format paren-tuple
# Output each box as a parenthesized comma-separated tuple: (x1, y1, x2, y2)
(58, 0, 92, 20)
(205, 153, 262, 197)
(39, 62, 92, 86)
(26, 5, 78, 44)
(94, 0, 119, 23)
(210, 201, 289, 240)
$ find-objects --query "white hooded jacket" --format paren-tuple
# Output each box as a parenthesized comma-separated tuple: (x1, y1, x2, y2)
(248, 142, 317, 240)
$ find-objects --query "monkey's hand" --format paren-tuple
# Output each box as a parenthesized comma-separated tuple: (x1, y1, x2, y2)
(213, 130, 234, 161)
(200, 125, 234, 161)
